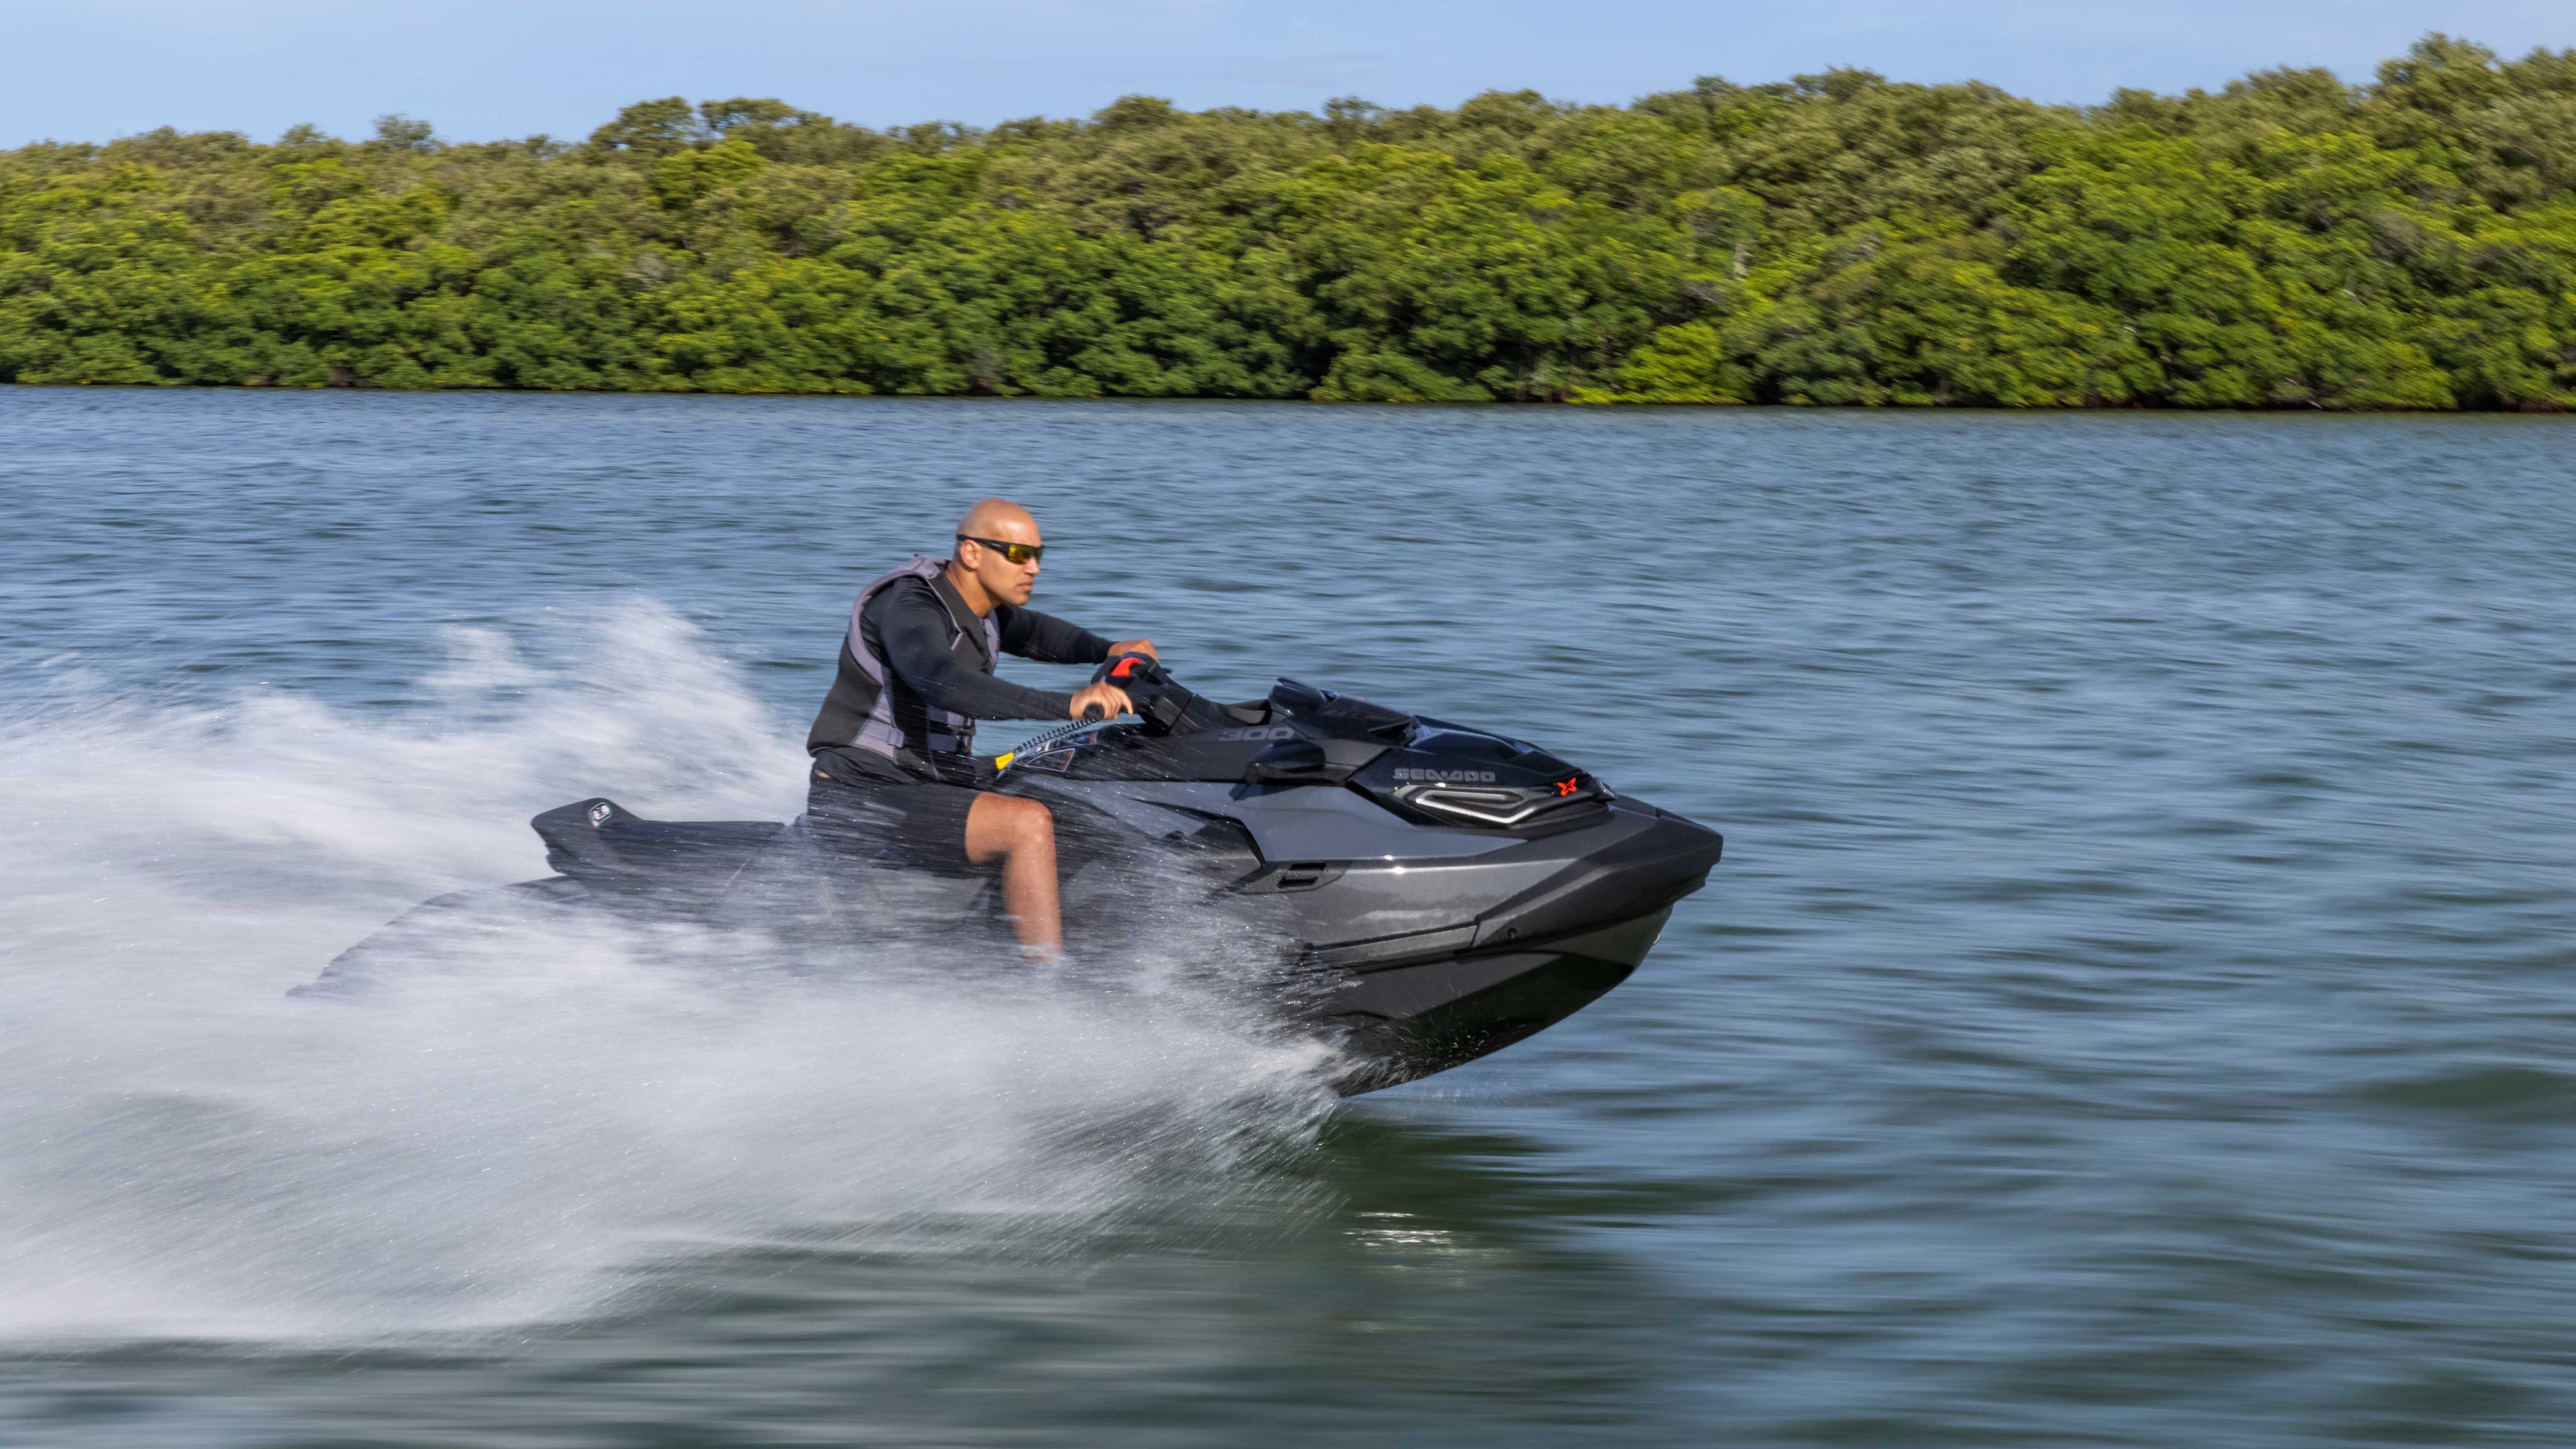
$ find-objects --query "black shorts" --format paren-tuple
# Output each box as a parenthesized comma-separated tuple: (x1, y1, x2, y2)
(806, 768, 983, 874)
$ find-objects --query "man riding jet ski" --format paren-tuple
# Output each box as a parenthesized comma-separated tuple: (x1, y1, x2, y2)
(803, 497, 1160, 964)
(306, 503, 1726, 1091)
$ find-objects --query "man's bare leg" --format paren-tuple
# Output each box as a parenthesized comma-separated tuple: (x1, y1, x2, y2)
(964, 792, 1063, 961)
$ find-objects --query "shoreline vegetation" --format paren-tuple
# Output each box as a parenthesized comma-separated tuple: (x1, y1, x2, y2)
(3, 36, 2572, 409)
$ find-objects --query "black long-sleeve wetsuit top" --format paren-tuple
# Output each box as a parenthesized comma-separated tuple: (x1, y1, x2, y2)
(863, 573, 1109, 731)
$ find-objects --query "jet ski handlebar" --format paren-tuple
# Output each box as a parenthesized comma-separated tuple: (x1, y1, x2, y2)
(1093, 652, 1160, 687)
(1089, 652, 1217, 735)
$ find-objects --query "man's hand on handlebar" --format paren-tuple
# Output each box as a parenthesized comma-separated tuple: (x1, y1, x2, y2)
(1069, 682, 1135, 722)
(1106, 638, 1157, 661)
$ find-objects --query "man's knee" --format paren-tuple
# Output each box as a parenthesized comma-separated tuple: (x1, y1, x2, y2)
(1001, 796, 1053, 849)
(967, 792, 1053, 861)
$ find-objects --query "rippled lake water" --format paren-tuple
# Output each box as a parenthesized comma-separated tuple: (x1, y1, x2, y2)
(3, 389, 2573, 1445)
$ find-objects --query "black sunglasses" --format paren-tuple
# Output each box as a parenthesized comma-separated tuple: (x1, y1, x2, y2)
(958, 535, 1045, 565)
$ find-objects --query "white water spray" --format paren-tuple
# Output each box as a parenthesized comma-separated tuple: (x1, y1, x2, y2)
(0, 602, 1333, 1343)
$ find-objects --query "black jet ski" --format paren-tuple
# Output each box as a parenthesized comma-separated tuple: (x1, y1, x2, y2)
(308, 657, 1723, 1092)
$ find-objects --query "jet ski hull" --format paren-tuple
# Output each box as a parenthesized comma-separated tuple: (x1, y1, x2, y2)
(1321, 908, 1675, 1091)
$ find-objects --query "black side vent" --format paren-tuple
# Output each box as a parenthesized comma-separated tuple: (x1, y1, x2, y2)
(1239, 860, 1348, 894)
(1278, 862, 1331, 890)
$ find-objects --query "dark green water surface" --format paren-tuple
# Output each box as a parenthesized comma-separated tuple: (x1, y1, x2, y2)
(3, 391, 2573, 1445)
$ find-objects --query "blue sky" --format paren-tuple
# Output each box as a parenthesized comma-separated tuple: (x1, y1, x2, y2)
(3, 0, 2568, 148)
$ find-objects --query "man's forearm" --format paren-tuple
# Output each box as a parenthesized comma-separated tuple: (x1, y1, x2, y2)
(911, 660, 1072, 722)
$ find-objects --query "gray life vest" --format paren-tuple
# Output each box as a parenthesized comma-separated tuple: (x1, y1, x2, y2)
(806, 557, 1001, 764)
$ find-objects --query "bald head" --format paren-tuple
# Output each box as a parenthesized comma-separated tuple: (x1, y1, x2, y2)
(958, 497, 1038, 547)
(948, 497, 1045, 610)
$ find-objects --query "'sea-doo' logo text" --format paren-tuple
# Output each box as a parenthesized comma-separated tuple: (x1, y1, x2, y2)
(1216, 726, 1299, 741)
(1393, 768, 1499, 784)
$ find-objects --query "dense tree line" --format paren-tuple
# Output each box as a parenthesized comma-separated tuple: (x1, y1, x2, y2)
(3, 36, 2572, 407)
